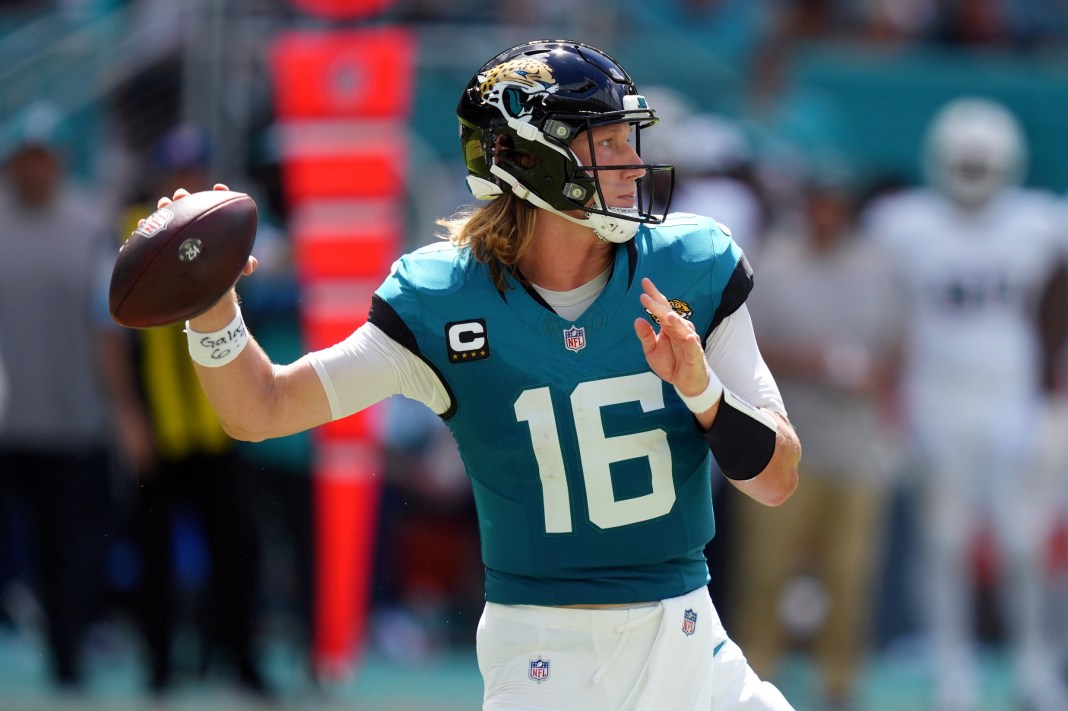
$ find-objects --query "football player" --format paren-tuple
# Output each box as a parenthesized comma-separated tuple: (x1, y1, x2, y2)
(865, 97, 1068, 711)
(168, 40, 801, 710)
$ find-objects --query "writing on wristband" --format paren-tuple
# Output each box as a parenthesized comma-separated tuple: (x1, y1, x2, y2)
(185, 310, 248, 367)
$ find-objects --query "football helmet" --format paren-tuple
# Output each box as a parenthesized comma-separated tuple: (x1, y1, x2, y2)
(923, 97, 1027, 208)
(457, 40, 674, 243)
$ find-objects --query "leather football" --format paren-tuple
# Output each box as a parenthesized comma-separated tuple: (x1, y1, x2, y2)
(109, 190, 257, 328)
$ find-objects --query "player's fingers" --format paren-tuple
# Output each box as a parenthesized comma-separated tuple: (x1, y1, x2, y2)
(156, 197, 172, 209)
(641, 277, 671, 307)
(638, 291, 662, 313)
(664, 310, 697, 337)
(639, 292, 674, 326)
(213, 183, 230, 192)
(171, 187, 191, 201)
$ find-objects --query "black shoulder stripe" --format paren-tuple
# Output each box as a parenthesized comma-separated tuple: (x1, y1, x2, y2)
(705, 255, 754, 341)
(368, 294, 420, 353)
(367, 294, 459, 420)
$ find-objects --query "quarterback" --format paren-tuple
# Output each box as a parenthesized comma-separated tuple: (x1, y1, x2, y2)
(167, 40, 801, 710)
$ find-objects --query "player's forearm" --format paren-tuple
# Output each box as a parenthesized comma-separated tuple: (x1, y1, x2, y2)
(191, 337, 277, 441)
(679, 370, 800, 506)
(186, 292, 330, 441)
(728, 412, 800, 507)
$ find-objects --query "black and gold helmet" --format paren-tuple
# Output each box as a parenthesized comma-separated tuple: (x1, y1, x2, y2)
(457, 40, 674, 243)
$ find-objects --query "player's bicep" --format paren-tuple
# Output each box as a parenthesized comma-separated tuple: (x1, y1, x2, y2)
(308, 322, 450, 420)
(704, 305, 785, 414)
(266, 355, 336, 435)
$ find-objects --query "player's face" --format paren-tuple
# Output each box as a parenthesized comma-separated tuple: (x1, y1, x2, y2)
(571, 123, 646, 209)
(943, 154, 1002, 208)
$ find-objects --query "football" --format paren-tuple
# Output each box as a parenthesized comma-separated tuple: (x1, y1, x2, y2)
(109, 190, 257, 328)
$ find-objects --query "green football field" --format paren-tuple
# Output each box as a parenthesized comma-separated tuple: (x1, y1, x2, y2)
(0, 625, 1030, 711)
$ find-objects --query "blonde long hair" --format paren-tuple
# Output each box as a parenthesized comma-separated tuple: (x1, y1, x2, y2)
(436, 192, 538, 291)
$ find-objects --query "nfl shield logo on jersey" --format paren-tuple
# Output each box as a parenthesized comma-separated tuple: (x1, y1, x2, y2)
(682, 609, 697, 636)
(563, 325, 586, 353)
(529, 657, 550, 683)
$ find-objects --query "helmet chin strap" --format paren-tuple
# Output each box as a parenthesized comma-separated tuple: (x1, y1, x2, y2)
(587, 206, 641, 243)
(488, 165, 640, 243)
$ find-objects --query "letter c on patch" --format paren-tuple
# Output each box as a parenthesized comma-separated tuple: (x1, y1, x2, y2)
(448, 321, 485, 351)
(445, 319, 490, 363)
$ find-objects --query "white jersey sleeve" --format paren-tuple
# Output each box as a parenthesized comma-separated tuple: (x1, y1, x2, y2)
(705, 304, 786, 415)
(307, 322, 451, 418)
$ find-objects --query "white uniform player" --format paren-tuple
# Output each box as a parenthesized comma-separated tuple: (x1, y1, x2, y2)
(865, 97, 1068, 711)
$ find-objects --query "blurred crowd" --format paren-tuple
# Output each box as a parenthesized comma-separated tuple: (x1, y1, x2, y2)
(2, 2, 1068, 711)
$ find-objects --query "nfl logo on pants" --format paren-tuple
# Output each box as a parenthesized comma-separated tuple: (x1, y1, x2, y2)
(529, 658, 550, 683)
(682, 609, 697, 636)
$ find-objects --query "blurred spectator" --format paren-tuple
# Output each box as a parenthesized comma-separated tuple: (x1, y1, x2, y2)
(854, 0, 940, 45)
(229, 137, 317, 674)
(0, 101, 151, 688)
(668, 112, 769, 260)
(731, 9, 860, 239)
(370, 395, 482, 663)
(617, 0, 772, 78)
(864, 96, 1068, 711)
(118, 122, 268, 697)
(729, 159, 905, 711)
(935, 0, 1020, 47)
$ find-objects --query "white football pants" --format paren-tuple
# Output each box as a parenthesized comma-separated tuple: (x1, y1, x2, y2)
(477, 586, 792, 711)
(913, 393, 1064, 705)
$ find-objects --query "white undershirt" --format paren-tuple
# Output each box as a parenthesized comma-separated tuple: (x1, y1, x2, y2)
(530, 267, 611, 322)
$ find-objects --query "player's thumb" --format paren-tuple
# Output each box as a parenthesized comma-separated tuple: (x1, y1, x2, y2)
(633, 317, 656, 353)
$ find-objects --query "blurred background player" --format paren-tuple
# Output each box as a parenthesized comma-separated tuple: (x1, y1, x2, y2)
(667, 112, 769, 264)
(864, 96, 1068, 711)
(118, 122, 269, 697)
(0, 102, 151, 689)
(730, 158, 905, 711)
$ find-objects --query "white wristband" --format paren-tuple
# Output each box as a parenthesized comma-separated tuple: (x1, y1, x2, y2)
(185, 309, 249, 367)
(674, 369, 724, 414)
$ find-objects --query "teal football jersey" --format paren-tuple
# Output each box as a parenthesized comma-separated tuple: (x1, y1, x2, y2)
(369, 213, 752, 605)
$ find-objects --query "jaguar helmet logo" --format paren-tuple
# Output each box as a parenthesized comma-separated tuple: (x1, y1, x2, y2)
(478, 58, 558, 120)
